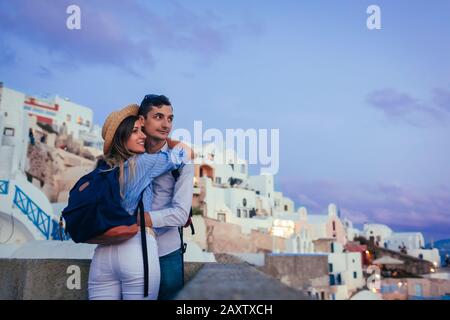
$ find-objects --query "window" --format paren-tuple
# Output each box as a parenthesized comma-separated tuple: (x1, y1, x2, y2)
(243, 209, 248, 218)
(237, 209, 241, 218)
(215, 177, 222, 184)
(3, 127, 14, 136)
(284, 205, 288, 211)
(331, 243, 334, 253)
(329, 263, 333, 272)
(332, 221, 336, 231)
(218, 213, 226, 222)
(329, 275, 335, 286)
(337, 274, 342, 285)
(353, 272, 357, 279)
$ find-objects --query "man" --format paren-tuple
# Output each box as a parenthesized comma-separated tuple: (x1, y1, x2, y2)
(138, 94, 194, 300)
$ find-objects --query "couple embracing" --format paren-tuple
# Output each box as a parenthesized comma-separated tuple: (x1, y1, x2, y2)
(77, 94, 194, 300)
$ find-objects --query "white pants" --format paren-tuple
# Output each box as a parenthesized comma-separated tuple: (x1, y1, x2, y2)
(88, 232, 160, 300)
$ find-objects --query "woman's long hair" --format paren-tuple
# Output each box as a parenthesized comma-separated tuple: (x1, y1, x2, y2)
(100, 115, 140, 197)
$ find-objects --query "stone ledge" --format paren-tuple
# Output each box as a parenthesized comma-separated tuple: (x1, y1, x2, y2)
(0, 259, 204, 300)
(175, 263, 310, 300)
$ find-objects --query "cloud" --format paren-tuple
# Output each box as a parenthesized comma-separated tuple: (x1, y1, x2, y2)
(366, 88, 449, 127)
(0, 0, 258, 73)
(279, 177, 450, 240)
(432, 87, 450, 113)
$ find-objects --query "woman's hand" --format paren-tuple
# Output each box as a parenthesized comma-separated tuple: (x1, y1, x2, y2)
(166, 138, 195, 160)
(137, 211, 153, 228)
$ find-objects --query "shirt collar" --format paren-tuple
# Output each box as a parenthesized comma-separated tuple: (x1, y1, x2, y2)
(159, 140, 169, 152)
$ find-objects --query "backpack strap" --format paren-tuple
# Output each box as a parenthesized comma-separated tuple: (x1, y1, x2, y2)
(171, 169, 195, 235)
(138, 199, 149, 298)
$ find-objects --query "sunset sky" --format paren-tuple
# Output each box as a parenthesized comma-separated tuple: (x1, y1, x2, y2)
(1, 0, 449, 241)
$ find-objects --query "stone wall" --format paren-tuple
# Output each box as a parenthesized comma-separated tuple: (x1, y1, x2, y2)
(204, 218, 285, 253)
(0, 258, 203, 300)
(261, 254, 330, 292)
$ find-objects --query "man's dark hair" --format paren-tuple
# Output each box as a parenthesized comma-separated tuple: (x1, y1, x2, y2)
(138, 94, 172, 119)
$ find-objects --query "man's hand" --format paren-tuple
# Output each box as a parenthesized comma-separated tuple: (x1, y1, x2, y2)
(137, 211, 153, 228)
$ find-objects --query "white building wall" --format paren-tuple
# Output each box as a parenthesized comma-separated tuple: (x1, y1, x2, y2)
(282, 196, 295, 213)
(408, 249, 441, 266)
(273, 191, 283, 212)
(224, 188, 257, 218)
(363, 223, 393, 246)
(212, 164, 234, 185)
(311, 222, 328, 240)
(247, 174, 275, 199)
(343, 252, 365, 291)
(54, 96, 93, 139)
(386, 232, 425, 251)
(0, 87, 29, 177)
(225, 214, 272, 234)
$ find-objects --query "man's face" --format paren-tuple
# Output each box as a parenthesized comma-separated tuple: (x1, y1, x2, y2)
(140, 105, 173, 140)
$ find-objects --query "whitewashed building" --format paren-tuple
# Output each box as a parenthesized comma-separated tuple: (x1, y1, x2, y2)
(0, 83, 94, 140)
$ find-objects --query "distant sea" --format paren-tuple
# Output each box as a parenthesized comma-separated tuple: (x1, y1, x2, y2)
(426, 239, 450, 266)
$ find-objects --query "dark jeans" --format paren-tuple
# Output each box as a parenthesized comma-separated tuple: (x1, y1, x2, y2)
(158, 248, 183, 300)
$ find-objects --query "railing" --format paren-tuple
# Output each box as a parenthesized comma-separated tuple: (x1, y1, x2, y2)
(0, 180, 8, 195)
(13, 186, 51, 239)
(51, 219, 71, 241)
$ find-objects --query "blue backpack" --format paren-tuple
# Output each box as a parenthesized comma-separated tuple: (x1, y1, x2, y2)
(61, 160, 137, 243)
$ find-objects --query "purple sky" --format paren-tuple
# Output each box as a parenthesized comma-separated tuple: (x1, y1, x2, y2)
(1, 0, 449, 241)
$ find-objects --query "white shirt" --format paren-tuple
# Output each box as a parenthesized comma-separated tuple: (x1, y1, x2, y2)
(145, 142, 194, 257)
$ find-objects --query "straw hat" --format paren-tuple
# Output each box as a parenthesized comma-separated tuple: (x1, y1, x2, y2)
(102, 104, 139, 155)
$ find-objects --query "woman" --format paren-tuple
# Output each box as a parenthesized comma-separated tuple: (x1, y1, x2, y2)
(87, 104, 185, 300)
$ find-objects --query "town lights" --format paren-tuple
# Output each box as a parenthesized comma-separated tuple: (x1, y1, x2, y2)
(271, 219, 295, 239)
(365, 250, 370, 254)
(430, 268, 436, 273)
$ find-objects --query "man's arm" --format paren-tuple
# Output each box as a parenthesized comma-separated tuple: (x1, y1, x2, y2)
(148, 163, 194, 228)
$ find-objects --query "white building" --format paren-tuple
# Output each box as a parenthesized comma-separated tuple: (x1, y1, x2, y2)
(1, 83, 94, 140)
(307, 204, 347, 245)
(325, 242, 365, 300)
(342, 217, 362, 242)
(385, 232, 425, 251)
(363, 223, 393, 247)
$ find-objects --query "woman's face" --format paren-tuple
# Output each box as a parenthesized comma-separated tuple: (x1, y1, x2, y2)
(125, 119, 146, 153)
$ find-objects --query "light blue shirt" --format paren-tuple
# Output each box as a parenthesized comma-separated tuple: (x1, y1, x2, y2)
(145, 142, 195, 257)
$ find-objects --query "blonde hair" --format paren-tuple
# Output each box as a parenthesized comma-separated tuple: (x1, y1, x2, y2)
(100, 115, 140, 197)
